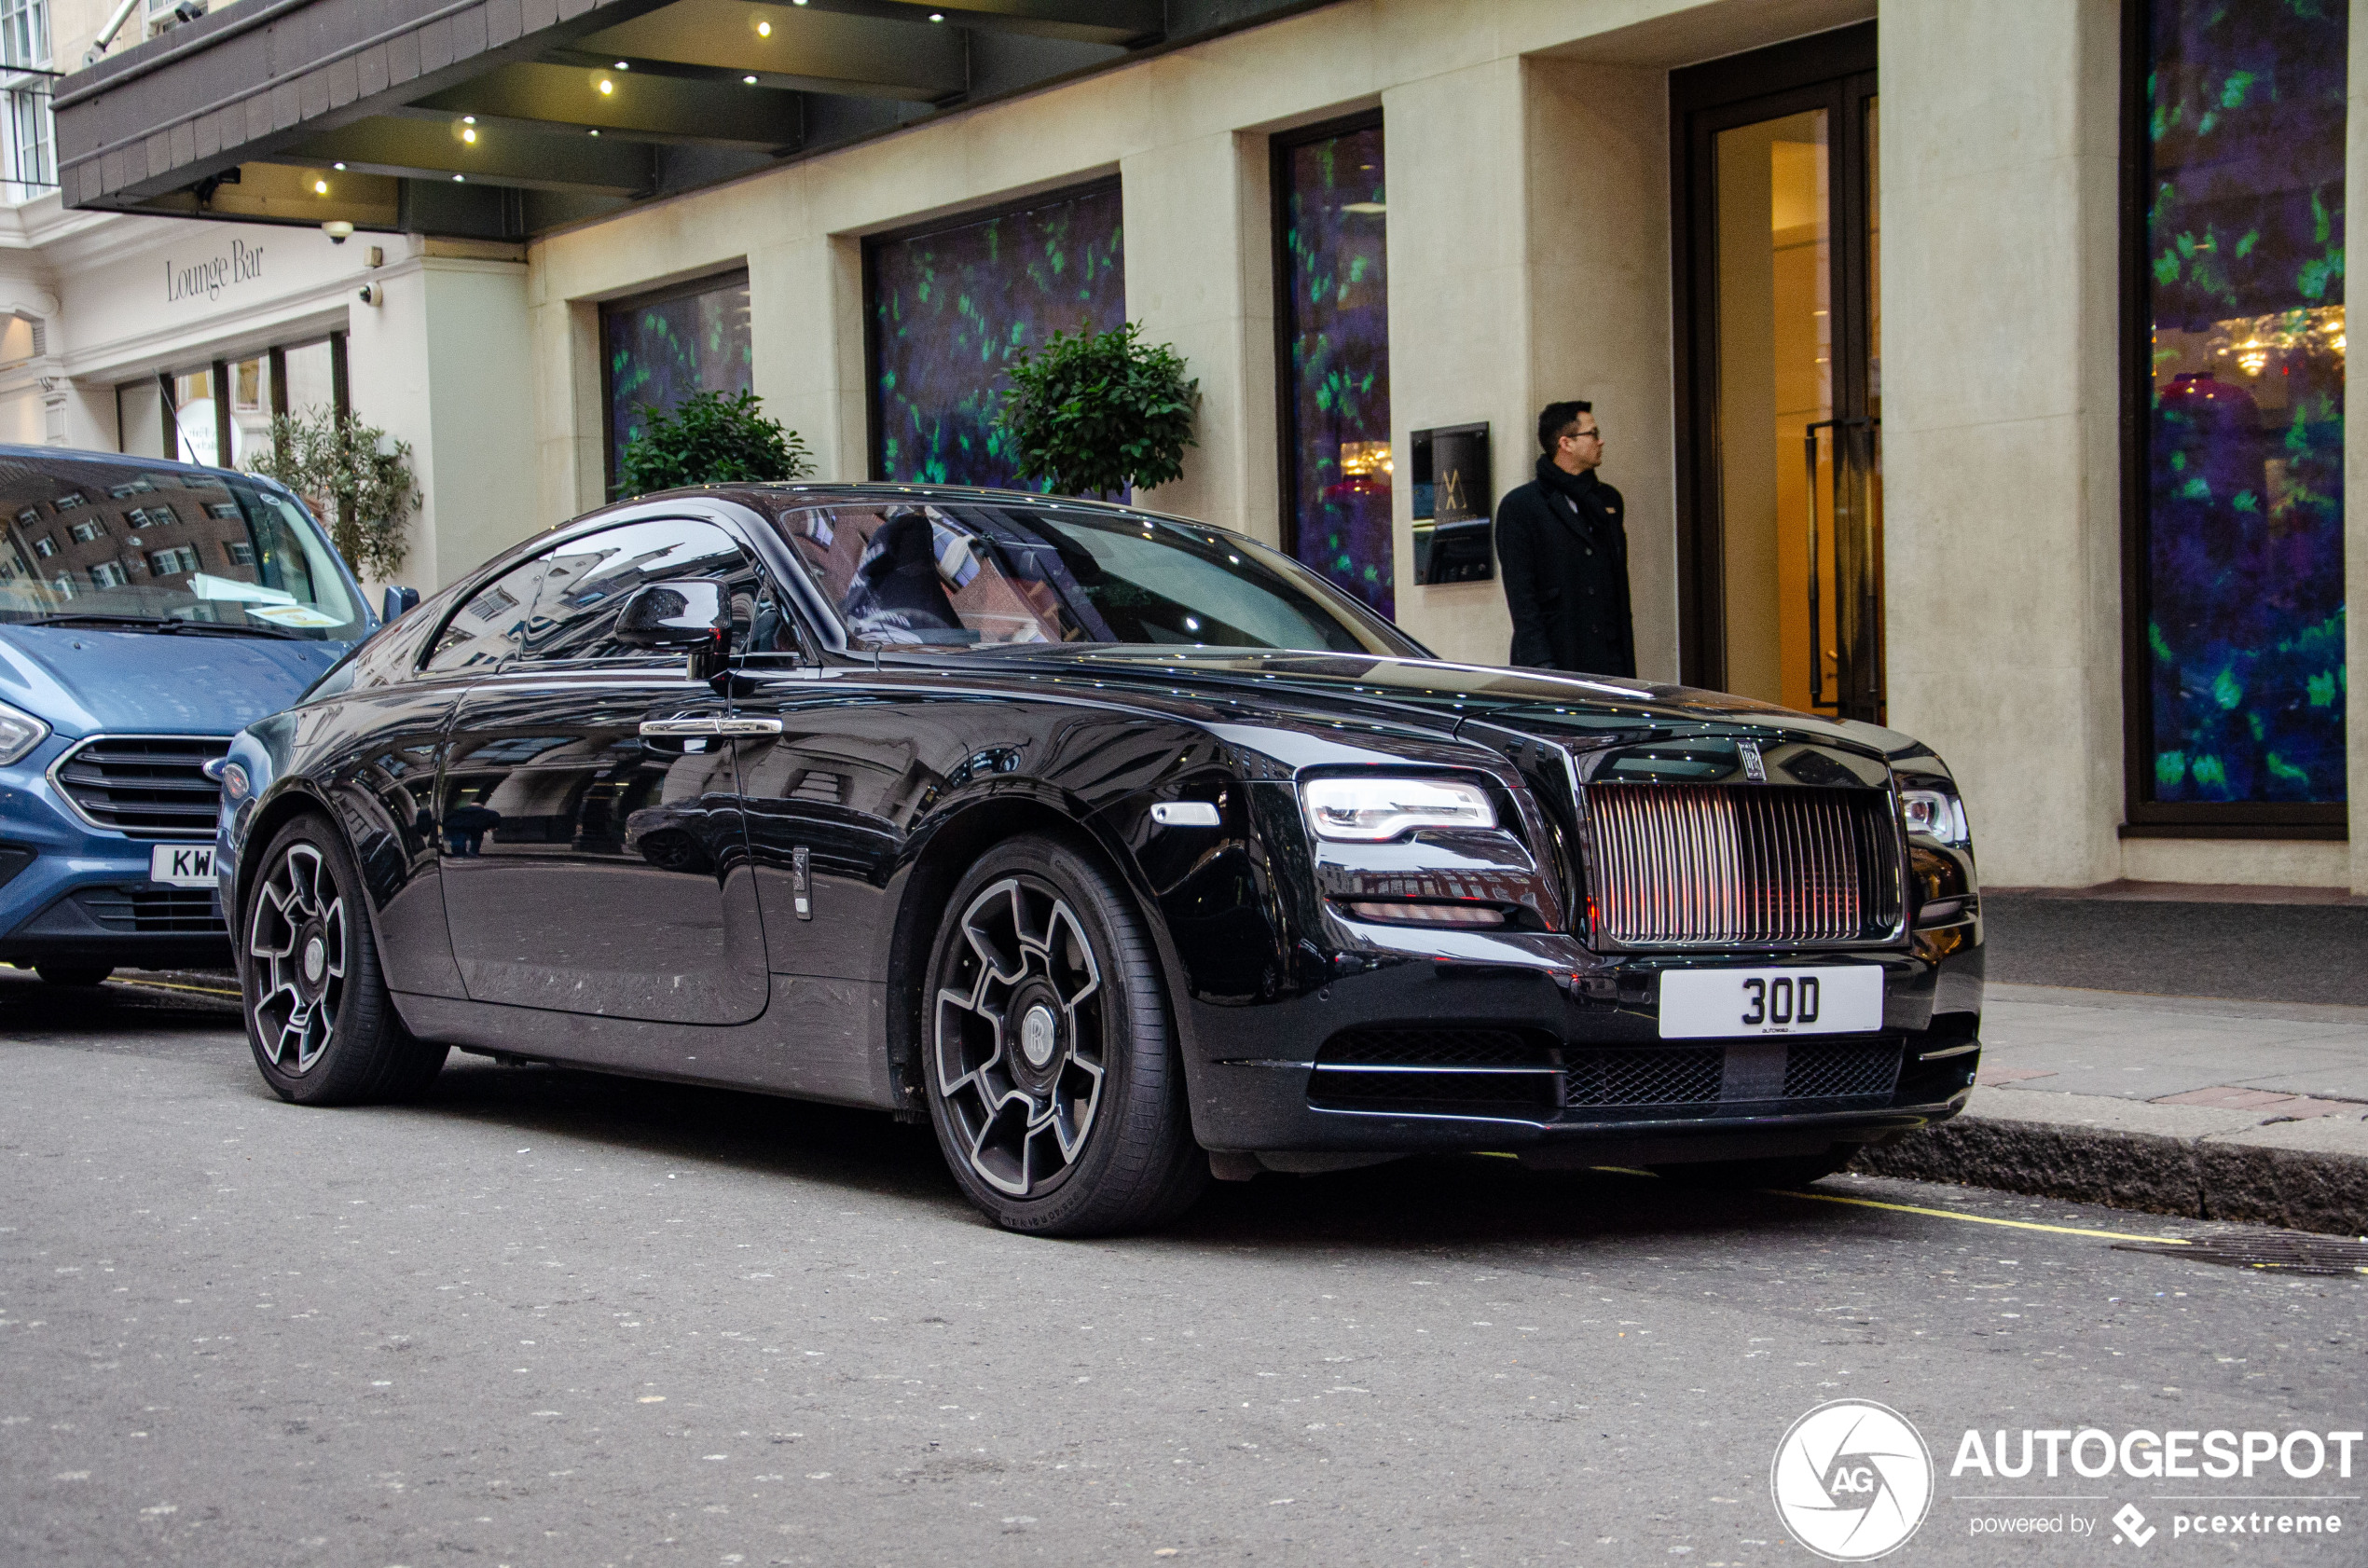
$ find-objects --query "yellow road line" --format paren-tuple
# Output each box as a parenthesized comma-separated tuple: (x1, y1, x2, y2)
(108, 977, 241, 999)
(1771, 1187, 2192, 1245)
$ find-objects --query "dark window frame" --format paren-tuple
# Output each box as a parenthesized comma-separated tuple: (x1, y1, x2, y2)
(2114, 0, 2345, 842)
(1669, 22, 1877, 697)
(598, 267, 754, 498)
(859, 175, 1124, 484)
(1269, 107, 1386, 568)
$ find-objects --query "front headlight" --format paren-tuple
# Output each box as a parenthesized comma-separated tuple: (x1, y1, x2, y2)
(1900, 785, 1971, 847)
(1301, 775, 1497, 841)
(0, 699, 49, 767)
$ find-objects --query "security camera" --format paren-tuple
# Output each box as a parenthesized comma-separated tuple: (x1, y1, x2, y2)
(323, 220, 354, 243)
(357, 282, 381, 307)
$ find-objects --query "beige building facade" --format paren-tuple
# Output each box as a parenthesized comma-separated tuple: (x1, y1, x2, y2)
(31, 0, 2368, 892)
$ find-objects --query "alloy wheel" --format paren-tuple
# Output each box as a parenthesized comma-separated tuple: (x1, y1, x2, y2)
(933, 876, 1107, 1197)
(248, 842, 348, 1075)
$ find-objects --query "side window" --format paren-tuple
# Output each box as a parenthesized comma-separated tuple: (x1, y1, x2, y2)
(514, 517, 761, 665)
(422, 557, 545, 674)
(782, 503, 1064, 650)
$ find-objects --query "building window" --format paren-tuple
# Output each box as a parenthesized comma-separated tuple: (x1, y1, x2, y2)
(866, 179, 1124, 489)
(223, 540, 255, 567)
(89, 561, 127, 588)
(67, 518, 101, 543)
(30, 533, 51, 557)
(601, 270, 751, 494)
(1275, 114, 1393, 619)
(2127, 0, 2347, 831)
(0, 0, 52, 198)
(146, 544, 200, 576)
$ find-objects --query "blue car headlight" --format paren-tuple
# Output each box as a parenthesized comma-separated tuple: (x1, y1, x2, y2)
(0, 699, 48, 766)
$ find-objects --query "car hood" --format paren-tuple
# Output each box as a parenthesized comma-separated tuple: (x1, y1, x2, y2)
(0, 624, 352, 738)
(929, 645, 1924, 761)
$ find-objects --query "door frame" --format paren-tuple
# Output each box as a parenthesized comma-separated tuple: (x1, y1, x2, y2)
(1671, 21, 1878, 696)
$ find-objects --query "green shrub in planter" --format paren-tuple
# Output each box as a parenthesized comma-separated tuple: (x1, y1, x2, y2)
(615, 389, 814, 498)
(244, 409, 420, 581)
(995, 321, 1198, 499)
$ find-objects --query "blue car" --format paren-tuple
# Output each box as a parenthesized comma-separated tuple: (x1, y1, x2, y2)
(0, 446, 372, 985)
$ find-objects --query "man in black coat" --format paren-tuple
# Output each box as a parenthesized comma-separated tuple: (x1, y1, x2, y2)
(1494, 400, 1635, 676)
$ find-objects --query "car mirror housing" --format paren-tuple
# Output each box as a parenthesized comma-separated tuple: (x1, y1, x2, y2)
(615, 580, 733, 678)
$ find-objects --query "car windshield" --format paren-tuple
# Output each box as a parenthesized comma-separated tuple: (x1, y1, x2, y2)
(0, 457, 363, 640)
(767, 499, 1421, 657)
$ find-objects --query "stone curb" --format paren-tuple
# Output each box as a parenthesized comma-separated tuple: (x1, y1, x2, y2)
(1854, 1090, 2368, 1237)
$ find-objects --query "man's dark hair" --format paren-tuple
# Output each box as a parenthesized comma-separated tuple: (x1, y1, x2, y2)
(1537, 400, 1592, 454)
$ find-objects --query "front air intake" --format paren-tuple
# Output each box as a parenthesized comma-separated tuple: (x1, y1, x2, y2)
(1581, 783, 1903, 948)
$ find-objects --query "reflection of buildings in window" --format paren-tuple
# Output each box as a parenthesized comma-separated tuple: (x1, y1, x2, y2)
(67, 518, 100, 543)
(224, 540, 255, 567)
(147, 544, 200, 576)
(89, 561, 128, 588)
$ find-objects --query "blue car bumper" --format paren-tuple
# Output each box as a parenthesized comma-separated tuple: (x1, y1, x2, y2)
(0, 728, 234, 970)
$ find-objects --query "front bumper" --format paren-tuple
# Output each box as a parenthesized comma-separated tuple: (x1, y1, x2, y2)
(1180, 926, 1981, 1164)
(0, 734, 231, 969)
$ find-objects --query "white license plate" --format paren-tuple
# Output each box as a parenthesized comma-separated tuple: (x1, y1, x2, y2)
(149, 843, 217, 887)
(1658, 966, 1882, 1039)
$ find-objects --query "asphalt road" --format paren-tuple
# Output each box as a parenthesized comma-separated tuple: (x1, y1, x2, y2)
(4, 970, 2362, 1567)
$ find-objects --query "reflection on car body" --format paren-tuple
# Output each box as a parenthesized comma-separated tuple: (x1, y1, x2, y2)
(216, 484, 1984, 1236)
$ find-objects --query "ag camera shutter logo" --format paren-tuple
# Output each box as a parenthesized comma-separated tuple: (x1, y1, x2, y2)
(1770, 1400, 1934, 1561)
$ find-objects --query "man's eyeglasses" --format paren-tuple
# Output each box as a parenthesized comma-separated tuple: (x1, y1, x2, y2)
(1563, 425, 1604, 443)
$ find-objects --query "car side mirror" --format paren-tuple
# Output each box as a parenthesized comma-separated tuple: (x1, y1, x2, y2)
(615, 580, 731, 676)
(380, 585, 420, 623)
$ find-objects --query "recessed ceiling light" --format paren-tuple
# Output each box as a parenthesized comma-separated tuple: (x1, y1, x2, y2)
(929, 9, 943, 18)
(313, 179, 328, 194)
(462, 115, 476, 124)
(598, 77, 614, 93)
(461, 127, 477, 142)
(587, 128, 601, 136)
(332, 161, 346, 170)
(452, 173, 464, 182)
(742, 74, 757, 83)
(614, 60, 629, 69)
(756, 18, 769, 34)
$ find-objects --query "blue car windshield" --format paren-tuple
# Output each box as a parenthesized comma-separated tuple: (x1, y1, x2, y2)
(0, 457, 363, 640)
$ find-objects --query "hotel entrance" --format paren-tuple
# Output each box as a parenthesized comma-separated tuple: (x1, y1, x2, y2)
(1675, 25, 1882, 722)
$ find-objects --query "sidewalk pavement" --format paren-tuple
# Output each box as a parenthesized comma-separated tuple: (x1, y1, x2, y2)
(1860, 982, 2368, 1236)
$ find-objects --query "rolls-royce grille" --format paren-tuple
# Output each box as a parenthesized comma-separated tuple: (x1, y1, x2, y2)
(1582, 783, 1903, 946)
(52, 736, 229, 840)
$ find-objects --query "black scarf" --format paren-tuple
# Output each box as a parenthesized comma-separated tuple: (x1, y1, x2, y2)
(1535, 454, 1599, 507)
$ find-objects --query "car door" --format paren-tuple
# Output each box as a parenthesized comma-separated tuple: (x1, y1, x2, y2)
(435, 515, 769, 1024)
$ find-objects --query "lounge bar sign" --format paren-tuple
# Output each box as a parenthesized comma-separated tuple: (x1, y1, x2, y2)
(166, 237, 266, 306)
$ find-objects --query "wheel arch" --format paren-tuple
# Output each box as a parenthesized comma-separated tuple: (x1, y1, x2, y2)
(879, 794, 1184, 1122)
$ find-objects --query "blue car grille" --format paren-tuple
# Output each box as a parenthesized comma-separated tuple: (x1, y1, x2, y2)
(50, 735, 229, 840)
(72, 887, 226, 935)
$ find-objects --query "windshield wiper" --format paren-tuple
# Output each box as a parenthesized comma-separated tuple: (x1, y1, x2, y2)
(18, 612, 309, 640)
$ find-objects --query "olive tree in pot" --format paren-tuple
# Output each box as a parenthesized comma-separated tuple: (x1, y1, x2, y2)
(244, 409, 420, 582)
(994, 321, 1199, 499)
(614, 389, 814, 498)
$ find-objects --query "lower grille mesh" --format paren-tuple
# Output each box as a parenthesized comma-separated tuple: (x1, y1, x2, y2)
(75, 887, 226, 934)
(1564, 1049, 1724, 1107)
(1783, 1042, 1904, 1100)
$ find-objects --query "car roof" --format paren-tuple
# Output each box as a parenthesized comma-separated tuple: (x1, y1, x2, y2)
(0, 442, 267, 486)
(588, 481, 1219, 532)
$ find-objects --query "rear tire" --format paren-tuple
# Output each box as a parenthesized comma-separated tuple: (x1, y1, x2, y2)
(923, 834, 1206, 1236)
(240, 814, 446, 1106)
(34, 962, 112, 987)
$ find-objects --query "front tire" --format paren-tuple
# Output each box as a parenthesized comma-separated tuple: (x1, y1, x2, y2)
(241, 814, 446, 1106)
(924, 835, 1205, 1236)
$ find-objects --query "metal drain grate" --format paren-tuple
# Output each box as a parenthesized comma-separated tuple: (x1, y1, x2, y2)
(2113, 1233, 2368, 1276)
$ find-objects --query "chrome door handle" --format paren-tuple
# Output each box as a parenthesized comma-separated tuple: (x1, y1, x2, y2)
(639, 718, 784, 737)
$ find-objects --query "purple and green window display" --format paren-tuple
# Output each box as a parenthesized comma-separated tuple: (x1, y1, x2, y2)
(602, 272, 753, 492)
(1279, 117, 1394, 619)
(2140, 0, 2347, 806)
(867, 180, 1126, 491)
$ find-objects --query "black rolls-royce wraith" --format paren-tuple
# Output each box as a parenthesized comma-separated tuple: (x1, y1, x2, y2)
(215, 485, 1982, 1234)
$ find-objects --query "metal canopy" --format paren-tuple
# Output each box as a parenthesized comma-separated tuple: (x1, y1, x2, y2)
(54, 0, 1327, 240)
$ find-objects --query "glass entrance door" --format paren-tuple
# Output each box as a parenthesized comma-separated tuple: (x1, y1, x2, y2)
(1677, 31, 1880, 721)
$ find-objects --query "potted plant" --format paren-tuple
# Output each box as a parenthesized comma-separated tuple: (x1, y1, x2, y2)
(615, 389, 814, 497)
(995, 321, 1199, 499)
(244, 409, 420, 581)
